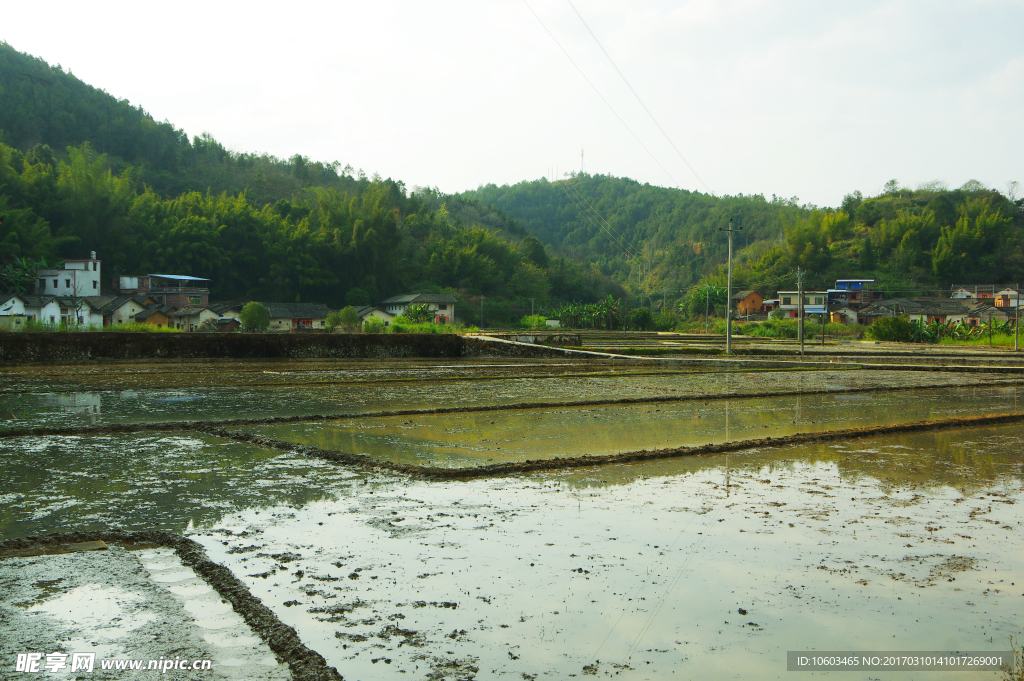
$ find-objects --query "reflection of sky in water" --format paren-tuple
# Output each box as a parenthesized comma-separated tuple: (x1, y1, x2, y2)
(196, 428, 1024, 681)
(2, 361, 1019, 430)
(250, 386, 1023, 468)
(0, 433, 361, 539)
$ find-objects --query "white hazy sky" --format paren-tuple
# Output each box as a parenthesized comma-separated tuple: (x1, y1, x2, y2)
(4, 0, 1022, 206)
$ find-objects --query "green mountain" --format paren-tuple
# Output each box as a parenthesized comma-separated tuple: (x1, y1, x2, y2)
(462, 175, 1024, 300)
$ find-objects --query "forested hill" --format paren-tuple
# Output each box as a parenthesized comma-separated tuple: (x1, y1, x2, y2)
(462, 175, 807, 292)
(462, 175, 1024, 299)
(0, 41, 363, 203)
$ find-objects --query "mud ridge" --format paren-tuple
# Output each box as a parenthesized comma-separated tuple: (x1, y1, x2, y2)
(3, 378, 1022, 440)
(0, 530, 344, 681)
(199, 411, 1024, 480)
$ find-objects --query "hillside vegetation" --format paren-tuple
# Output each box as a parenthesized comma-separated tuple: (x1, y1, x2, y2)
(463, 175, 1024, 302)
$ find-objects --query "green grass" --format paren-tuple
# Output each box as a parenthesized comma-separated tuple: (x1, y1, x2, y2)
(938, 333, 1021, 347)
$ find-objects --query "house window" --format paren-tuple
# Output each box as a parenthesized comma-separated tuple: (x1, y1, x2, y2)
(53, 279, 58, 288)
(92, 281, 98, 289)
(782, 297, 792, 305)
(65, 279, 71, 288)
(188, 295, 200, 305)
(92, 263, 97, 271)
(439, 304, 447, 310)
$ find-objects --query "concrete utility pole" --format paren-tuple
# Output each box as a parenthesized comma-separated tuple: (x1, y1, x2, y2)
(530, 298, 536, 330)
(719, 218, 742, 354)
(821, 300, 827, 346)
(1015, 297, 1020, 351)
(480, 295, 484, 329)
(797, 267, 805, 355)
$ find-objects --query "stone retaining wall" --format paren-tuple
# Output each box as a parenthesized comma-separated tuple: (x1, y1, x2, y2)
(0, 332, 581, 364)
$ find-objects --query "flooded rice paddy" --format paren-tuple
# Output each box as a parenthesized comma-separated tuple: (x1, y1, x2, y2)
(2, 358, 1023, 680)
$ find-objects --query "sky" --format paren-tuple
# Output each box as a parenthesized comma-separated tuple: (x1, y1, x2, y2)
(3, 0, 1022, 207)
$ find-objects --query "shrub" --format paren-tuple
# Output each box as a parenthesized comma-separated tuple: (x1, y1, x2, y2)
(363, 316, 386, 334)
(627, 307, 654, 330)
(326, 307, 361, 332)
(865, 315, 915, 342)
(519, 314, 547, 329)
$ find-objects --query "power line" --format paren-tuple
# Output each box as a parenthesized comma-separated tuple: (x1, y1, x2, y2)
(559, 176, 640, 261)
(565, 0, 712, 196)
(522, 0, 680, 188)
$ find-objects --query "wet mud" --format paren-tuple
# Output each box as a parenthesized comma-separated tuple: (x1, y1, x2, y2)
(0, 530, 342, 681)
(3, 377, 1022, 439)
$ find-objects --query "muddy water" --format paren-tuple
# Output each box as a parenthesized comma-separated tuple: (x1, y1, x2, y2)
(247, 385, 1024, 468)
(193, 425, 1024, 681)
(3, 359, 1024, 680)
(2, 359, 1020, 430)
(0, 432, 363, 538)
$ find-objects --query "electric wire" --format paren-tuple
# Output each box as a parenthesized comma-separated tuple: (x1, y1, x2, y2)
(566, 0, 713, 195)
(522, 0, 680, 188)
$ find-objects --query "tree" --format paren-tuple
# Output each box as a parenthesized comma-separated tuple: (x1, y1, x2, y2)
(344, 288, 370, 306)
(628, 307, 653, 330)
(339, 305, 361, 330)
(405, 303, 431, 323)
(239, 302, 269, 331)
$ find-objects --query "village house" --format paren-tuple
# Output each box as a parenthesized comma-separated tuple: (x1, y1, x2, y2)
(114, 274, 211, 307)
(993, 288, 1020, 310)
(171, 306, 219, 332)
(355, 305, 394, 327)
(827, 279, 884, 309)
(261, 302, 332, 331)
(83, 296, 147, 326)
(731, 290, 763, 317)
(0, 294, 62, 328)
(967, 302, 1013, 325)
(380, 293, 458, 323)
(775, 290, 827, 318)
(859, 298, 974, 325)
(828, 304, 859, 325)
(36, 252, 103, 297)
(134, 305, 175, 328)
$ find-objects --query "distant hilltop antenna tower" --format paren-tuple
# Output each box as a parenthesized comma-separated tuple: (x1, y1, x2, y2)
(581, 149, 586, 174)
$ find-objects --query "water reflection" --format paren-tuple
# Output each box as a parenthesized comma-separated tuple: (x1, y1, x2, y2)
(0, 433, 363, 539)
(250, 386, 1023, 469)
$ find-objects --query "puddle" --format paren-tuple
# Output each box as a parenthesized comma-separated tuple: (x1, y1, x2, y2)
(247, 386, 1024, 468)
(196, 425, 1024, 680)
(0, 546, 289, 680)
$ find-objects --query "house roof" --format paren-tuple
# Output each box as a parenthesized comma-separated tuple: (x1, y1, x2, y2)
(260, 302, 332, 319)
(170, 306, 213, 317)
(82, 295, 139, 313)
(17, 294, 58, 307)
(380, 293, 458, 305)
(355, 305, 392, 318)
(208, 302, 244, 314)
(147, 274, 211, 281)
(859, 302, 895, 317)
(867, 297, 976, 316)
(135, 305, 174, 321)
(731, 290, 759, 301)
